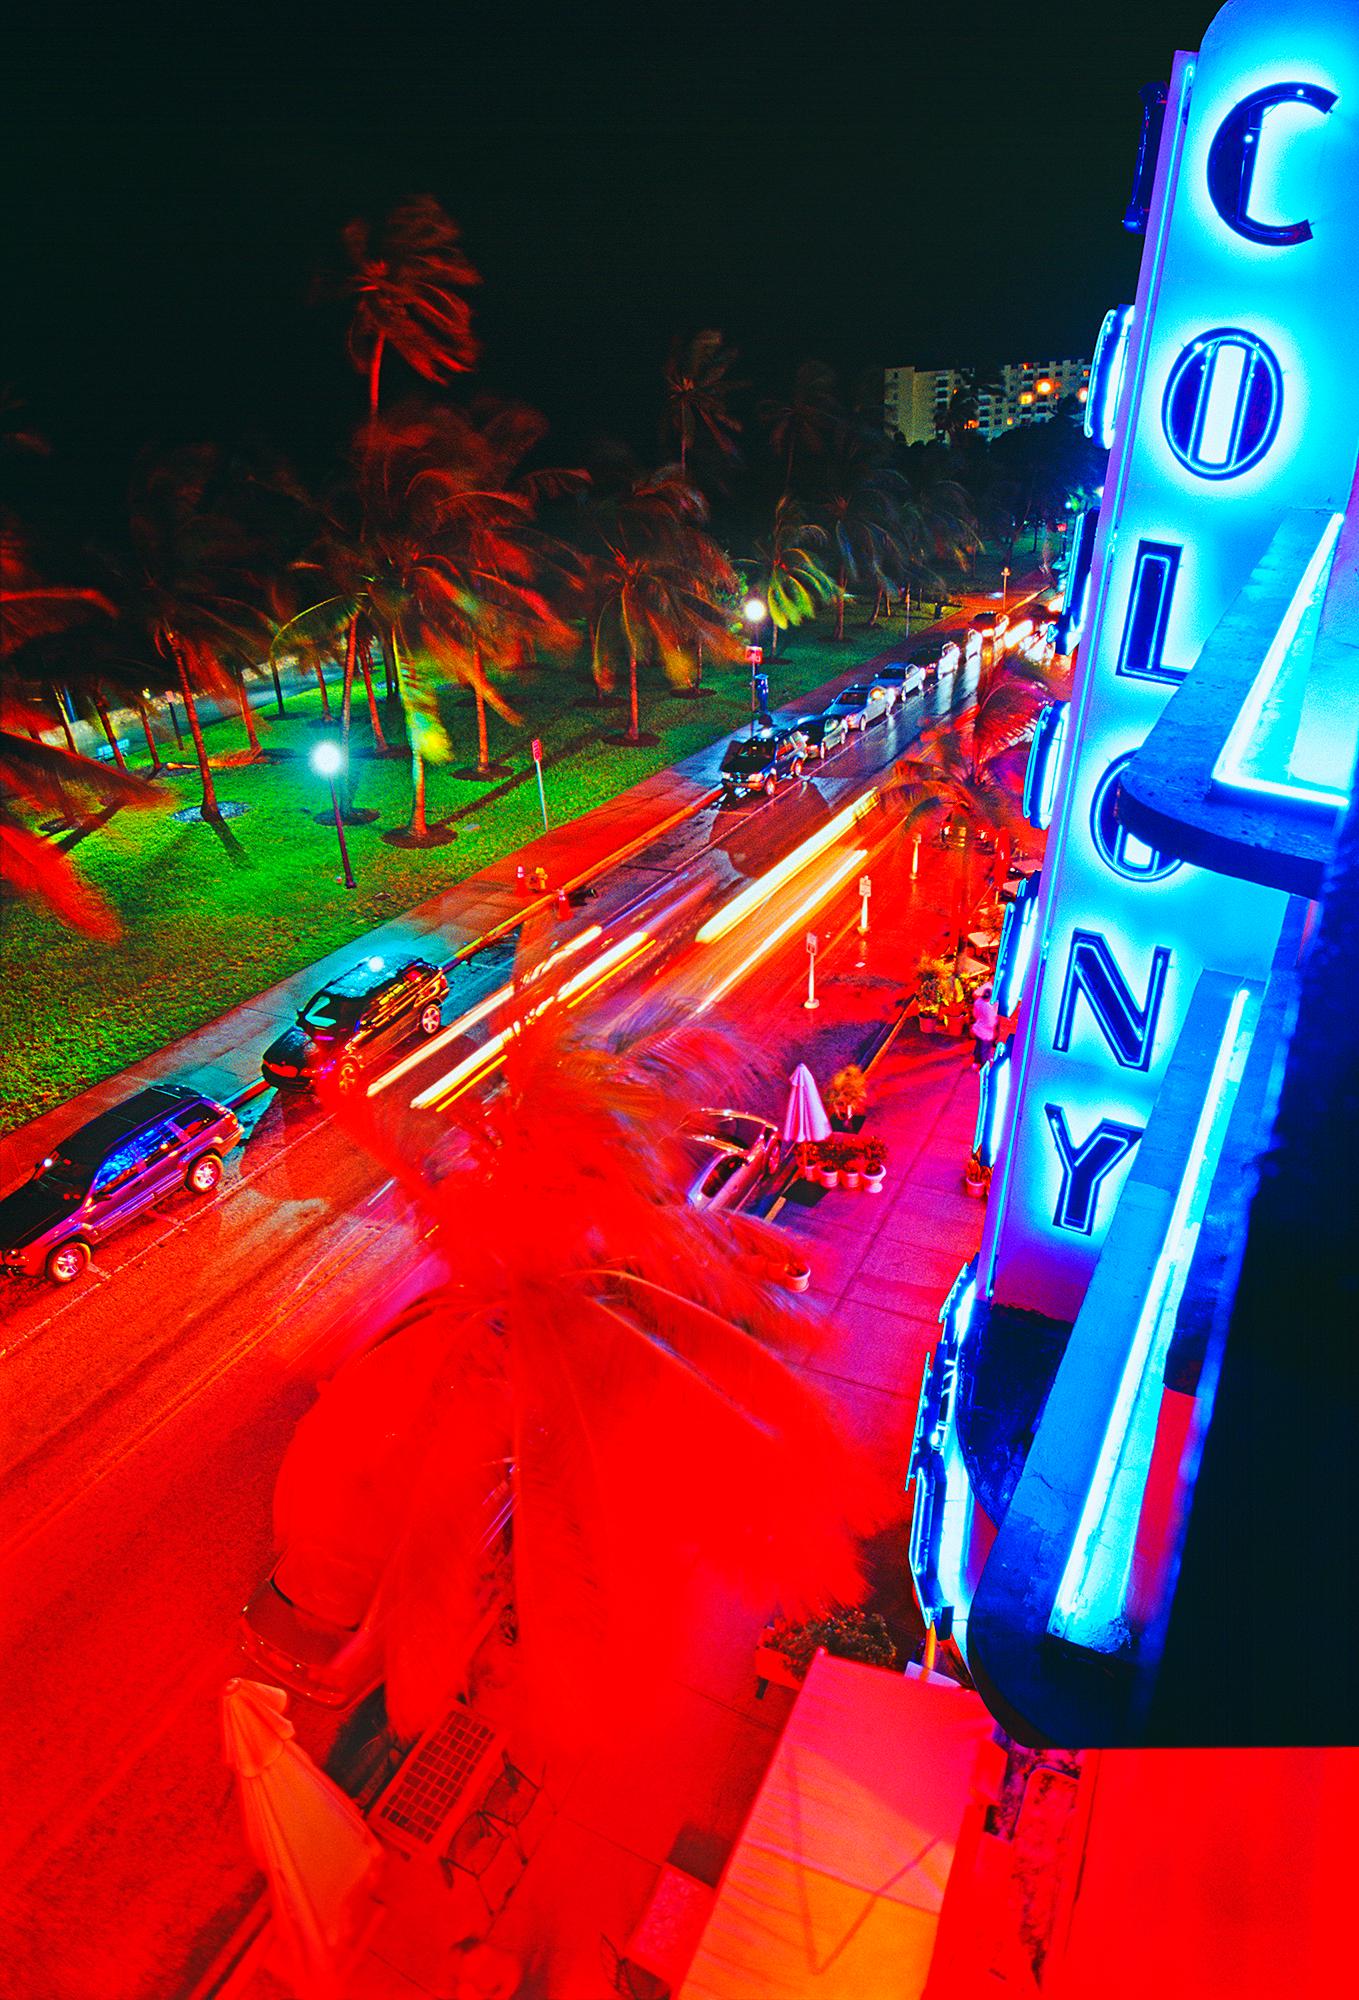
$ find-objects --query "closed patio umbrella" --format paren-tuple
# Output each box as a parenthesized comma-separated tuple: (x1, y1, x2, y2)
(223, 1677, 383, 2000)
(781, 1062, 831, 1147)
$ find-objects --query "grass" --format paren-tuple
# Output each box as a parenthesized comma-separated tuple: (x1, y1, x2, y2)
(3, 608, 963, 1134)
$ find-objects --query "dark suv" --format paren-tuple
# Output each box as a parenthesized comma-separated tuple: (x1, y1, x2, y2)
(261, 955, 449, 1094)
(719, 729, 808, 800)
(0, 1084, 243, 1285)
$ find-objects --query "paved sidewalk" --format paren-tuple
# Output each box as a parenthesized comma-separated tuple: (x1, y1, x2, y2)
(220, 1034, 985, 2000)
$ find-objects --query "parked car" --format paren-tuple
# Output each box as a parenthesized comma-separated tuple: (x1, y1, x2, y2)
(868, 659, 927, 700)
(719, 729, 808, 800)
(261, 955, 449, 1093)
(240, 1477, 513, 1708)
(826, 682, 895, 731)
(0, 1084, 243, 1285)
(681, 1109, 779, 1212)
(794, 712, 852, 760)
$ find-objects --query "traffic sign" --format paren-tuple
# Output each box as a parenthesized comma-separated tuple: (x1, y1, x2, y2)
(859, 875, 872, 898)
(745, 644, 764, 666)
(806, 931, 819, 955)
(531, 737, 543, 762)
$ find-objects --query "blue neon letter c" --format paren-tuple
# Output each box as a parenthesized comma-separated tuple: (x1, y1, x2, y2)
(1207, 82, 1336, 247)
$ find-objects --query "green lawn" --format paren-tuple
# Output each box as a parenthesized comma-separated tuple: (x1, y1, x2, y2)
(3, 613, 947, 1133)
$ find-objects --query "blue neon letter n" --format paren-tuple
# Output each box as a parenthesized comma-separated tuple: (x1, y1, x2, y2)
(1054, 929, 1171, 1072)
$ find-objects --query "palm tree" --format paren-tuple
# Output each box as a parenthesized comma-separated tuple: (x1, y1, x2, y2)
(1, 537, 159, 937)
(813, 434, 916, 640)
(270, 999, 884, 1749)
(585, 470, 741, 743)
(124, 449, 271, 830)
(747, 495, 834, 650)
(343, 197, 481, 418)
(886, 647, 1053, 854)
(758, 360, 844, 487)
(662, 330, 743, 475)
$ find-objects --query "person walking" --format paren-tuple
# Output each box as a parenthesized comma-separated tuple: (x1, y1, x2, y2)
(971, 982, 1000, 1069)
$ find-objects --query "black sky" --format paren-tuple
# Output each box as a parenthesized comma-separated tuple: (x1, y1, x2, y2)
(4, 0, 1222, 476)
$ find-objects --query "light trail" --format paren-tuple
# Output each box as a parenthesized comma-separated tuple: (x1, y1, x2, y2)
(410, 929, 650, 1110)
(369, 925, 603, 1097)
(696, 847, 869, 1013)
(694, 787, 879, 944)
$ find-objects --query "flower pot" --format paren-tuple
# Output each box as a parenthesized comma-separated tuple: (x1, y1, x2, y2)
(842, 1168, 863, 1191)
(863, 1168, 886, 1194)
(815, 1166, 840, 1189)
(784, 1261, 811, 1293)
(963, 1169, 990, 1199)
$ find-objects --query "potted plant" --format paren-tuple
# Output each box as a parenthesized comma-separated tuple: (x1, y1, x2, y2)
(812, 1139, 840, 1190)
(793, 1140, 819, 1182)
(759, 1607, 899, 1688)
(963, 1150, 991, 1198)
(827, 1064, 868, 1128)
(840, 1141, 863, 1192)
(860, 1136, 888, 1192)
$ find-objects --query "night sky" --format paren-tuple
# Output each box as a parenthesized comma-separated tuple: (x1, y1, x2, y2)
(5, 0, 1222, 479)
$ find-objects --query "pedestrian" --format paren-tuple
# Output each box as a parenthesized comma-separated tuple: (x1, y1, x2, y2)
(971, 982, 1000, 1069)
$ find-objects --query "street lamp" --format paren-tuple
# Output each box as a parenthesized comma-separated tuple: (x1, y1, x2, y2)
(311, 741, 357, 890)
(743, 595, 768, 740)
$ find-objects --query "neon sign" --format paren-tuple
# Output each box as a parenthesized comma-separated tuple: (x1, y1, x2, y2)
(1206, 81, 1336, 245)
(1161, 328, 1284, 479)
(1053, 931, 1173, 1072)
(1090, 755, 1183, 881)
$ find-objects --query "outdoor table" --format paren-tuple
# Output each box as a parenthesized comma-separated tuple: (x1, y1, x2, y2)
(370, 1704, 505, 1858)
(625, 1863, 716, 1990)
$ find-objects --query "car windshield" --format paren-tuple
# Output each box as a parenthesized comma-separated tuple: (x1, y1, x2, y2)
(37, 1151, 96, 1191)
(274, 1549, 373, 1630)
(840, 687, 869, 700)
(722, 744, 768, 773)
(299, 989, 364, 1034)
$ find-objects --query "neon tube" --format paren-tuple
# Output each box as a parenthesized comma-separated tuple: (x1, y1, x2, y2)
(695, 788, 878, 944)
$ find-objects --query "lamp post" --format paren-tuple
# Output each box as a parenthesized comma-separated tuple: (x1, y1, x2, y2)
(743, 595, 768, 740)
(1001, 564, 1012, 612)
(311, 741, 357, 890)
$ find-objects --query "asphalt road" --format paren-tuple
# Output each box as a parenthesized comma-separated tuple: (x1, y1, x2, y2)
(0, 663, 979, 2000)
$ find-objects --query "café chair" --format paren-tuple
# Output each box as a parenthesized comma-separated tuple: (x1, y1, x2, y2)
(440, 1809, 514, 1921)
(599, 1934, 668, 2000)
(481, 1752, 540, 1861)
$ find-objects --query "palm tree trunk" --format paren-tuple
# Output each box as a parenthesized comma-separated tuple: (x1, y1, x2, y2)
(627, 655, 640, 743)
(313, 661, 332, 719)
(269, 660, 286, 716)
(473, 668, 491, 776)
(836, 566, 847, 641)
(173, 644, 221, 820)
(235, 675, 262, 755)
(693, 637, 704, 691)
(135, 697, 162, 772)
(368, 333, 386, 419)
(50, 686, 78, 756)
(357, 632, 388, 748)
(92, 689, 127, 770)
(391, 630, 427, 838)
(341, 617, 357, 763)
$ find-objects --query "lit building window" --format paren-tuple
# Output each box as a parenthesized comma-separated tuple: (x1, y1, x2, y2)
(1019, 391, 1035, 405)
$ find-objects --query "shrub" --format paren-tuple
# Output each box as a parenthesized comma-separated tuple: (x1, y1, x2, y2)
(765, 1607, 898, 1679)
(860, 1136, 888, 1173)
(827, 1064, 869, 1123)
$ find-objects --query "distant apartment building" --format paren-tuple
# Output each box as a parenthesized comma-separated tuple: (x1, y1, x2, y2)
(884, 355, 1090, 444)
(882, 364, 973, 445)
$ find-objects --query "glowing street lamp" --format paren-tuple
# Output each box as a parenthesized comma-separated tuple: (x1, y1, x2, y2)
(311, 741, 357, 890)
(743, 595, 769, 740)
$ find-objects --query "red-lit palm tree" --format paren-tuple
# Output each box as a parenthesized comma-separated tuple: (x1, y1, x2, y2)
(585, 470, 741, 743)
(272, 998, 884, 1749)
(662, 329, 744, 475)
(0, 534, 160, 937)
(343, 197, 481, 418)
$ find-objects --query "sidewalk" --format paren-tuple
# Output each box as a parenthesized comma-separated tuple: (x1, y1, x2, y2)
(218, 1032, 985, 2000)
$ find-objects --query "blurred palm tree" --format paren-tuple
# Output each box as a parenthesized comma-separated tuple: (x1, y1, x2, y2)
(275, 401, 579, 836)
(887, 646, 1054, 848)
(812, 434, 916, 640)
(584, 469, 741, 743)
(662, 329, 744, 476)
(272, 998, 885, 1750)
(758, 359, 844, 487)
(343, 197, 481, 418)
(1, 532, 159, 937)
(747, 495, 834, 651)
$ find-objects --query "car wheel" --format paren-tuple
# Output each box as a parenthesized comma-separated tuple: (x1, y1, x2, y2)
(764, 776, 778, 797)
(792, 759, 805, 778)
(419, 1002, 442, 1036)
(185, 1152, 223, 1196)
(46, 1240, 90, 1285)
(818, 743, 828, 761)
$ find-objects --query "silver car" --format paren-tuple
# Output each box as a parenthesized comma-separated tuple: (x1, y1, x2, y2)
(826, 682, 896, 730)
(681, 1110, 779, 1211)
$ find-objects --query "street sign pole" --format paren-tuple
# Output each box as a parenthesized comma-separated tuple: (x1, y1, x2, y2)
(531, 737, 549, 833)
(746, 645, 764, 738)
(856, 873, 872, 967)
(804, 930, 820, 1011)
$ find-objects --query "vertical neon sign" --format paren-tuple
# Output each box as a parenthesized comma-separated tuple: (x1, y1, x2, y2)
(980, 0, 1359, 1322)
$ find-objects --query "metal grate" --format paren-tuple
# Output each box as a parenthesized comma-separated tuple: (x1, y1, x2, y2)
(371, 1707, 500, 1854)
